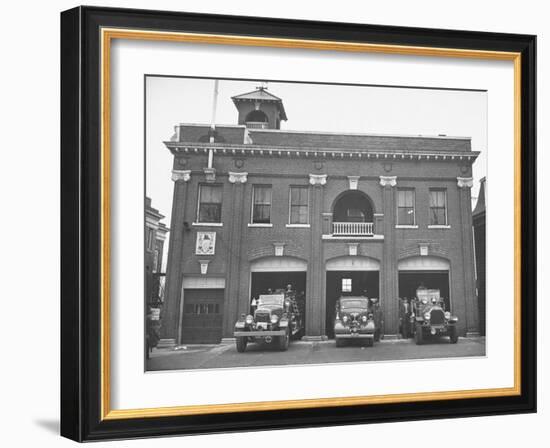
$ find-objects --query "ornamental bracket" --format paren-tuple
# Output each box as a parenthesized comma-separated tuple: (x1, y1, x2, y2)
(457, 176, 474, 188)
(171, 170, 191, 182)
(228, 171, 248, 184)
(379, 175, 397, 187)
(309, 174, 327, 186)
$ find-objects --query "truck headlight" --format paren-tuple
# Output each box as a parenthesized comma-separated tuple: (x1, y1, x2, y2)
(424, 312, 431, 321)
(342, 315, 349, 323)
(361, 315, 368, 323)
(270, 314, 279, 324)
(444, 311, 451, 320)
(245, 315, 254, 325)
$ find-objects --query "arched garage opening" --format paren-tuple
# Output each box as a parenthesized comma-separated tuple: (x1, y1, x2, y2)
(398, 256, 451, 311)
(250, 257, 307, 327)
(325, 256, 380, 338)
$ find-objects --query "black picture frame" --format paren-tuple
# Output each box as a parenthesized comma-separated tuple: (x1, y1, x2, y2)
(61, 5, 536, 442)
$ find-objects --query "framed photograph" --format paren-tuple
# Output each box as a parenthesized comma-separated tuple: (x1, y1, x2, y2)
(60, 6, 536, 441)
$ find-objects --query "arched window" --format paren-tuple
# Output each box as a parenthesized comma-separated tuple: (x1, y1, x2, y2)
(333, 191, 374, 223)
(245, 110, 269, 127)
(245, 110, 268, 122)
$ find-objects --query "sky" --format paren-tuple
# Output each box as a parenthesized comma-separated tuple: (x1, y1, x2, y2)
(146, 77, 487, 269)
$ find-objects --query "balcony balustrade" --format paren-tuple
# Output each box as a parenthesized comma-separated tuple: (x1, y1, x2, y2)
(245, 121, 269, 129)
(332, 222, 374, 236)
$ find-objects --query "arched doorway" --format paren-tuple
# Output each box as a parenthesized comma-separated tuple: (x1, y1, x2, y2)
(398, 256, 451, 310)
(249, 257, 307, 331)
(325, 256, 380, 338)
(332, 191, 375, 236)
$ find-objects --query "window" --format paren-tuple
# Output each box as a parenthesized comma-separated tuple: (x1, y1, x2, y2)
(146, 227, 154, 252)
(252, 185, 272, 223)
(184, 303, 220, 314)
(429, 189, 448, 225)
(342, 278, 352, 293)
(152, 249, 159, 273)
(289, 186, 309, 224)
(197, 184, 222, 223)
(397, 189, 416, 225)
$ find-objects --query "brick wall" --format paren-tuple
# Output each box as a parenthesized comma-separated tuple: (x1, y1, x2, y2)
(163, 150, 477, 340)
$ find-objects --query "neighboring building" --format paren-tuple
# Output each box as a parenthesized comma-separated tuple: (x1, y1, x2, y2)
(161, 86, 480, 345)
(472, 178, 486, 336)
(145, 197, 169, 307)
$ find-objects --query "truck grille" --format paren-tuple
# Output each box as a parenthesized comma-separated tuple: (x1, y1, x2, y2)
(430, 309, 445, 325)
(255, 312, 270, 323)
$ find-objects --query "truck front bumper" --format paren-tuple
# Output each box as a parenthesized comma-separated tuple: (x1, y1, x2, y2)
(234, 330, 286, 338)
(335, 333, 374, 339)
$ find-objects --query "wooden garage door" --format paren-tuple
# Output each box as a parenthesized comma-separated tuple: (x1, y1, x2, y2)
(181, 289, 224, 344)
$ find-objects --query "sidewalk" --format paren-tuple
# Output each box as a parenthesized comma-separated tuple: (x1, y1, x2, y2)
(146, 337, 486, 371)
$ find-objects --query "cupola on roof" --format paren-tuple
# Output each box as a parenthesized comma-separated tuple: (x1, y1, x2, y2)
(232, 85, 287, 129)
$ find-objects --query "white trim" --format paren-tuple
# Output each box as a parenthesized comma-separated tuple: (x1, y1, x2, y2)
(286, 224, 311, 228)
(166, 143, 480, 162)
(182, 276, 226, 289)
(309, 173, 327, 186)
(457, 176, 474, 188)
(248, 223, 273, 228)
(398, 256, 450, 271)
(428, 225, 451, 229)
(228, 171, 248, 184)
(250, 256, 307, 272)
(326, 256, 380, 271)
(396, 225, 419, 229)
(192, 222, 223, 227)
(347, 175, 360, 190)
(379, 175, 397, 187)
(322, 235, 384, 241)
(198, 260, 211, 275)
(171, 169, 191, 182)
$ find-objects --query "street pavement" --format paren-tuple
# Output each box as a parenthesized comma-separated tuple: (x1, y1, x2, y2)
(146, 336, 486, 371)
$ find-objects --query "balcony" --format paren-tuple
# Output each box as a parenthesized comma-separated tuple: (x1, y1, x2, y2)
(332, 222, 374, 237)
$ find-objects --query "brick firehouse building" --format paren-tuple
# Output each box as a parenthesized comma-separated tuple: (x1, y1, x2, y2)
(160, 86, 480, 345)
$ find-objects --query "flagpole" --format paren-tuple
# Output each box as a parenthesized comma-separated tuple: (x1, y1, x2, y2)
(207, 80, 219, 169)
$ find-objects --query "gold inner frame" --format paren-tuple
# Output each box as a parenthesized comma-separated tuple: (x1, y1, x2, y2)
(100, 27, 522, 420)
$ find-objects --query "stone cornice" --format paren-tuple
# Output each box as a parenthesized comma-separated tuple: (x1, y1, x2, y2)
(164, 141, 480, 162)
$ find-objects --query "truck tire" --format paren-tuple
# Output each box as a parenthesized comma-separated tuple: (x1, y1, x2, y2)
(415, 324, 424, 345)
(366, 336, 374, 347)
(278, 328, 290, 351)
(236, 336, 247, 353)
